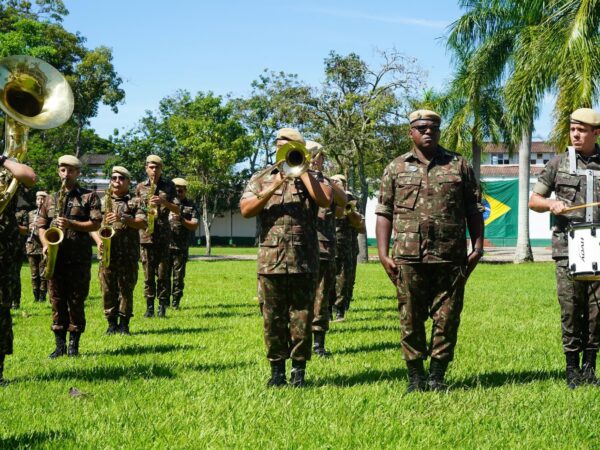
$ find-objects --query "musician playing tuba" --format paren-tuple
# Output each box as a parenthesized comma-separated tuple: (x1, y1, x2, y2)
(38, 155, 102, 358)
(90, 166, 147, 335)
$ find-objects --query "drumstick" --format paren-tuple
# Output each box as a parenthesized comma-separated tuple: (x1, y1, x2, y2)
(560, 202, 600, 214)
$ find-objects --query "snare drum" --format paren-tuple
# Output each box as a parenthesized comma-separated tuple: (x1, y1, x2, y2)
(568, 223, 600, 280)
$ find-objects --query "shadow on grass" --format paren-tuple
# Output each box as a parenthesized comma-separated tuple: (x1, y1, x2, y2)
(191, 311, 255, 319)
(0, 430, 73, 448)
(17, 363, 175, 383)
(335, 341, 399, 355)
(330, 324, 397, 335)
(315, 367, 406, 387)
(87, 343, 199, 357)
(451, 369, 564, 390)
(182, 360, 253, 372)
(185, 303, 249, 311)
(333, 315, 396, 324)
(135, 326, 220, 336)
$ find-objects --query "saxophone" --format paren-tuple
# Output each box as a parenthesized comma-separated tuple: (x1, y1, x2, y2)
(98, 186, 116, 268)
(44, 178, 66, 279)
(145, 176, 157, 235)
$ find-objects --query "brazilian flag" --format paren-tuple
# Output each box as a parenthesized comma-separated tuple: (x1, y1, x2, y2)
(481, 179, 518, 241)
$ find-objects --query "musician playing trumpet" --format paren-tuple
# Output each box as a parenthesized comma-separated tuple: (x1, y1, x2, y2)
(91, 166, 147, 335)
(529, 108, 600, 388)
(38, 155, 101, 358)
(240, 128, 332, 388)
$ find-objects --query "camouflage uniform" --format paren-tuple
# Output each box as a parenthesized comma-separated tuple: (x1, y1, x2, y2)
(10, 208, 27, 308)
(136, 177, 179, 308)
(243, 168, 321, 363)
(333, 195, 354, 313)
(169, 197, 198, 305)
(99, 193, 146, 320)
(38, 185, 102, 333)
(375, 146, 482, 362)
(24, 207, 47, 301)
(533, 145, 600, 354)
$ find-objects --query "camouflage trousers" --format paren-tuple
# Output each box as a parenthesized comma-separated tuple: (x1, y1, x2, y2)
(348, 250, 358, 307)
(333, 253, 353, 310)
(0, 307, 13, 355)
(313, 258, 335, 332)
(141, 243, 171, 306)
(1, 240, 21, 349)
(396, 263, 466, 362)
(259, 273, 315, 362)
(28, 254, 47, 294)
(555, 259, 600, 353)
(170, 249, 189, 300)
(99, 259, 138, 319)
(48, 261, 91, 333)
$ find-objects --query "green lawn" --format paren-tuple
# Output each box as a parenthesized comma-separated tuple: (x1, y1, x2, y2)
(187, 245, 380, 256)
(2, 260, 597, 448)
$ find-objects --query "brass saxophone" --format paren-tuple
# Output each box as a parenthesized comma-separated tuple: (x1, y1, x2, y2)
(145, 176, 157, 234)
(98, 186, 116, 268)
(44, 178, 66, 279)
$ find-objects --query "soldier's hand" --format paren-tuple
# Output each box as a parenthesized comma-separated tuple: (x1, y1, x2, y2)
(150, 195, 163, 206)
(466, 251, 482, 279)
(550, 200, 568, 215)
(97, 242, 103, 258)
(56, 217, 70, 230)
(380, 255, 398, 284)
(105, 212, 118, 224)
(42, 245, 48, 256)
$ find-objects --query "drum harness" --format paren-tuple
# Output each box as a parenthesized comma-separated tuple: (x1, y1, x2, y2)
(568, 146, 600, 223)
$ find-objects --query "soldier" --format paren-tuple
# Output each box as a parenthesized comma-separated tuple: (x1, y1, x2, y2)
(375, 110, 484, 392)
(91, 166, 147, 335)
(0, 156, 36, 385)
(240, 128, 332, 387)
(306, 141, 347, 357)
(136, 155, 180, 318)
(38, 155, 102, 358)
(25, 191, 48, 303)
(169, 178, 199, 310)
(12, 207, 28, 309)
(529, 108, 600, 389)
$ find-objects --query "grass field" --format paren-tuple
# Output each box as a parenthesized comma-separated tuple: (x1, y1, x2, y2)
(2, 259, 599, 448)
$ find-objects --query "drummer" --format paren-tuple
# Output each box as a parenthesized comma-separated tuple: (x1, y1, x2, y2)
(529, 107, 600, 389)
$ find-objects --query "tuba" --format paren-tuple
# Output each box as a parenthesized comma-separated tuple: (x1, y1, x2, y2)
(0, 55, 74, 214)
(99, 186, 116, 268)
(43, 178, 66, 279)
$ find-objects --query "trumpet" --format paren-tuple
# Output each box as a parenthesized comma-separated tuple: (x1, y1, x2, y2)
(98, 186, 116, 268)
(275, 141, 311, 178)
(44, 178, 66, 279)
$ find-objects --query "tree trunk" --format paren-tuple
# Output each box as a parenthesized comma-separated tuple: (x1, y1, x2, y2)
(202, 195, 212, 256)
(514, 127, 534, 263)
(75, 118, 83, 157)
(355, 144, 369, 263)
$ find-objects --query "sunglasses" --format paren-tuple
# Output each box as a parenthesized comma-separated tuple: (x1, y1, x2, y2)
(176, 188, 186, 192)
(411, 125, 440, 134)
(111, 175, 127, 181)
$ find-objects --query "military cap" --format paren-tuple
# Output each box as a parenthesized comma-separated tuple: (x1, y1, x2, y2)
(172, 177, 187, 187)
(111, 166, 131, 179)
(330, 174, 346, 183)
(146, 154, 163, 165)
(570, 108, 600, 127)
(276, 127, 305, 144)
(35, 191, 48, 197)
(409, 109, 442, 124)
(305, 140, 325, 157)
(58, 155, 82, 169)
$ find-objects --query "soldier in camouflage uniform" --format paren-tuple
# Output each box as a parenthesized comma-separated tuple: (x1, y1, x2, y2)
(240, 128, 332, 387)
(136, 155, 180, 318)
(376, 110, 484, 392)
(39, 155, 102, 358)
(169, 178, 199, 310)
(306, 141, 347, 357)
(0, 156, 37, 384)
(12, 207, 28, 309)
(91, 167, 147, 335)
(529, 108, 600, 389)
(24, 191, 48, 303)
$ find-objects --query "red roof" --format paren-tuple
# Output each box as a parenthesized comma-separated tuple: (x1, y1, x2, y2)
(480, 165, 545, 177)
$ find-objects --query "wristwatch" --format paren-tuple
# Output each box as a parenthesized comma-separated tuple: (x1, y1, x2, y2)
(473, 248, 484, 256)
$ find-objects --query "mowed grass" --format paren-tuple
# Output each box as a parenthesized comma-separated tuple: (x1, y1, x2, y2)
(1, 259, 598, 448)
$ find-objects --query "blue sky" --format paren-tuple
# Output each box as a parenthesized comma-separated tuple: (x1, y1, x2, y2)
(62, 1, 552, 141)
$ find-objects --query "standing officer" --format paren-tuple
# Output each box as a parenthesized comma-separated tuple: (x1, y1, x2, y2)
(25, 191, 48, 303)
(240, 128, 332, 387)
(375, 110, 484, 392)
(529, 108, 600, 389)
(0, 156, 36, 384)
(91, 166, 147, 335)
(38, 155, 102, 358)
(136, 155, 180, 318)
(306, 141, 346, 357)
(169, 178, 199, 310)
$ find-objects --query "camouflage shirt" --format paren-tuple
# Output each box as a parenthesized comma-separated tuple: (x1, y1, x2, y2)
(169, 197, 198, 251)
(533, 145, 600, 259)
(101, 192, 146, 263)
(136, 176, 179, 245)
(375, 146, 483, 264)
(316, 176, 336, 261)
(0, 168, 19, 307)
(38, 184, 102, 265)
(243, 168, 322, 275)
(24, 208, 43, 255)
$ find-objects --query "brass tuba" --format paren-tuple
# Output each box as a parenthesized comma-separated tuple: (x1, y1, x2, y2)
(43, 178, 66, 279)
(99, 185, 116, 268)
(0, 55, 74, 214)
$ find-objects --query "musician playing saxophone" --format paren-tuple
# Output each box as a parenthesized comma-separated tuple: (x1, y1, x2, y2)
(25, 191, 48, 303)
(91, 166, 147, 335)
(135, 155, 179, 318)
(0, 155, 36, 385)
(38, 155, 101, 358)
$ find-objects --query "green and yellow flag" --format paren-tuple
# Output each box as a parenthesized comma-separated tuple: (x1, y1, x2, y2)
(481, 179, 518, 240)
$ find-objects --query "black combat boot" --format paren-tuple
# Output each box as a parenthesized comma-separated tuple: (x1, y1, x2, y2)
(406, 359, 426, 393)
(68, 332, 81, 357)
(157, 304, 167, 318)
(144, 298, 155, 318)
(290, 360, 307, 388)
(48, 330, 67, 359)
(39, 290, 47, 303)
(332, 305, 345, 323)
(267, 360, 287, 387)
(119, 316, 131, 335)
(0, 354, 6, 386)
(428, 358, 449, 392)
(105, 316, 119, 335)
(172, 296, 181, 310)
(566, 351, 581, 389)
(10, 301, 19, 310)
(581, 350, 600, 386)
(313, 331, 331, 357)
(33, 289, 40, 303)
